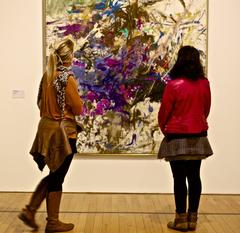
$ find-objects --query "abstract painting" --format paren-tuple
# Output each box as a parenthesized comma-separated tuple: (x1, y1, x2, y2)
(43, 0, 208, 156)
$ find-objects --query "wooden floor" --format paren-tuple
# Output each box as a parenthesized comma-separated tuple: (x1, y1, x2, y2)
(0, 193, 240, 233)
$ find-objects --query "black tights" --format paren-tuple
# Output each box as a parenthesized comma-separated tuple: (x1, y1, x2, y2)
(42, 139, 76, 192)
(170, 160, 202, 213)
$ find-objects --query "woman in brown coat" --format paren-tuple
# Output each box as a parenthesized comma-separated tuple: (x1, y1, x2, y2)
(18, 37, 83, 233)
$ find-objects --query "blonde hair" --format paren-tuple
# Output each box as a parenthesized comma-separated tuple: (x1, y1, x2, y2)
(46, 37, 75, 83)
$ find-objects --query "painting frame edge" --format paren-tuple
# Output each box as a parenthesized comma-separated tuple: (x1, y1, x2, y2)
(41, 0, 209, 159)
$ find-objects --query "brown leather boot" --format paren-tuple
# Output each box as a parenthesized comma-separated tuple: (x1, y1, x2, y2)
(18, 178, 48, 230)
(188, 212, 198, 231)
(45, 191, 74, 233)
(167, 213, 188, 232)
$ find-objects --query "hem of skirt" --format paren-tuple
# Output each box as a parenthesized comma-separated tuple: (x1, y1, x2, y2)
(159, 154, 213, 161)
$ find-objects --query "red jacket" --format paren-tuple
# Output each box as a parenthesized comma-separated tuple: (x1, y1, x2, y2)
(158, 77, 211, 135)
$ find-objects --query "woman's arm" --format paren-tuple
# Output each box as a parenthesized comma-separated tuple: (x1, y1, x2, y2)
(204, 80, 211, 118)
(158, 82, 175, 133)
(65, 76, 83, 115)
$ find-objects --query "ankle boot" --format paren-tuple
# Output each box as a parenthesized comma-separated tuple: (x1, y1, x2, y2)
(45, 191, 74, 233)
(18, 178, 48, 230)
(188, 212, 198, 231)
(167, 213, 188, 232)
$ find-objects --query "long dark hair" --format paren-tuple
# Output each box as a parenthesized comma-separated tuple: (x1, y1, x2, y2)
(169, 46, 205, 80)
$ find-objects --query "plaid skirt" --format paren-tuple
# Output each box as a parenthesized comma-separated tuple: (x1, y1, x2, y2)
(158, 136, 213, 161)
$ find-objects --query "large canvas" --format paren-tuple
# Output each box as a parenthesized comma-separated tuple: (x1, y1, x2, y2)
(43, 0, 208, 157)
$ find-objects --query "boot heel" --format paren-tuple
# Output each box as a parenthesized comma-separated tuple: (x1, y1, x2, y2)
(18, 209, 38, 230)
(188, 212, 198, 231)
(167, 213, 188, 232)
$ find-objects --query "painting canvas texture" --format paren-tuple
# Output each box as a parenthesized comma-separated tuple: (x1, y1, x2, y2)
(44, 0, 208, 156)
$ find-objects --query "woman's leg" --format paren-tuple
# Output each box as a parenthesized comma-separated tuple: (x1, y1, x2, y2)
(45, 138, 76, 233)
(170, 160, 188, 213)
(186, 160, 202, 231)
(19, 139, 76, 232)
(18, 176, 48, 230)
(47, 153, 74, 192)
(168, 160, 188, 231)
(186, 160, 202, 212)
(46, 138, 76, 192)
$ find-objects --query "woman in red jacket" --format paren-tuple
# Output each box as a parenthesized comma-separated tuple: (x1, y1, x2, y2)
(158, 46, 213, 232)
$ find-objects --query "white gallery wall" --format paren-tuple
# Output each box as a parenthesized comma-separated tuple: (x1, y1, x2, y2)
(0, 0, 239, 193)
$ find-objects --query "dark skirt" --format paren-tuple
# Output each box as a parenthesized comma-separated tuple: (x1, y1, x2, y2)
(158, 136, 213, 161)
